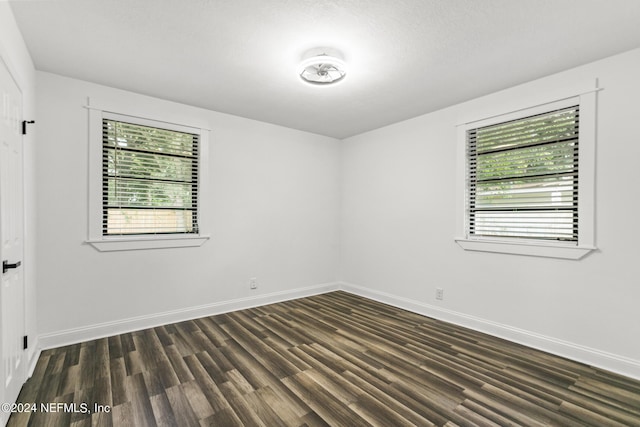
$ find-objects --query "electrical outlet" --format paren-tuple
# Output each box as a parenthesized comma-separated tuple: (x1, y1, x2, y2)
(436, 288, 444, 300)
(249, 277, 258, 290)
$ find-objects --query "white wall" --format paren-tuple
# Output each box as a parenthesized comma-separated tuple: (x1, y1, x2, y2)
(341, 48, 640, 379)
(0, 3, 38, 368)
(19, 23, 640, 380)
(35, 72, 341, 343)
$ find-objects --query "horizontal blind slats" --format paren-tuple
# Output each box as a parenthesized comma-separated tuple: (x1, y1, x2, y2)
(474, 106, 579, 153)
(103, 121, 198, 157)
(468, 106, 579, 242)
(102, 118, 199, 236)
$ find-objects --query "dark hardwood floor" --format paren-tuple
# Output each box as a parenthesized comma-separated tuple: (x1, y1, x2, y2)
(8, 291, 640, 426)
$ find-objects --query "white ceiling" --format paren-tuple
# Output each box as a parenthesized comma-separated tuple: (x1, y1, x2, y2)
(9, 0, 640, 139)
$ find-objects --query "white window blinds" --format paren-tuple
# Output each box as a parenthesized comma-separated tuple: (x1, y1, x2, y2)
(102, 119, 199, 235)
(467, 106, 579, 242)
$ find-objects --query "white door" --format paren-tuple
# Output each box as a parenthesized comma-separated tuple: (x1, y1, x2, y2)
(0, 56, 26, 425)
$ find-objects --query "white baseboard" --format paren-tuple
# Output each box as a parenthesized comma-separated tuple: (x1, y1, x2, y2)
(339, 281, 640, 381)
(38, 282, 340, 351)
(35, 280, 640, 381)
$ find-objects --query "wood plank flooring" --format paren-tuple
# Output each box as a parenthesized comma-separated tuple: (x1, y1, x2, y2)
(8, 291, 640, 426)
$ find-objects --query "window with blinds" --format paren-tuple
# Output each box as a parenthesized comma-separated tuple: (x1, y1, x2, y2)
(102, 119, 199, 236)
(467, 106, 579, 242)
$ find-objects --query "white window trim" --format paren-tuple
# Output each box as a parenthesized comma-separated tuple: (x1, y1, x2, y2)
(454, 87, 598, 260)
(86, 103, 210, 252)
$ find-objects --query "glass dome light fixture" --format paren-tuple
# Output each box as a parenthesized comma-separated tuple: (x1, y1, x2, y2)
(299, 49, 346, 85)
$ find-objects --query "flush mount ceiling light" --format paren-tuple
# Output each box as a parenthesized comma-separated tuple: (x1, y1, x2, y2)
(299, 48, 346, 85)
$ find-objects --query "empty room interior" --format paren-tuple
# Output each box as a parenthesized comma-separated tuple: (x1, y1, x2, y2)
(1, 0, 640, 426)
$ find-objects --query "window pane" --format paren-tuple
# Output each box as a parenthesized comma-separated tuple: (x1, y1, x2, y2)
(103, 120, 197, 157)
(105, 178, 194, 208)
(468, 106, 579, 242)
(472, 211, 576, 240)
(105, 208, 194, 235)
(475, 108, 579, 153)
(474, 175, 576, 209)
(475, 141, 577, 181)
(102, 119, 199, 236)
(104, 148, 195, 182)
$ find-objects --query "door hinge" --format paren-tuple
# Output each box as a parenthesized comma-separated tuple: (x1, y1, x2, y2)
(2, 260, 21, 274)
(23, 335, 28, 350)
(22, 120, 35, 135)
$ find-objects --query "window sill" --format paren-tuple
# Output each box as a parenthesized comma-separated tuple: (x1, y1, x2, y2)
(454, 238, 595, 260)
(87, 235, 210, 252)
